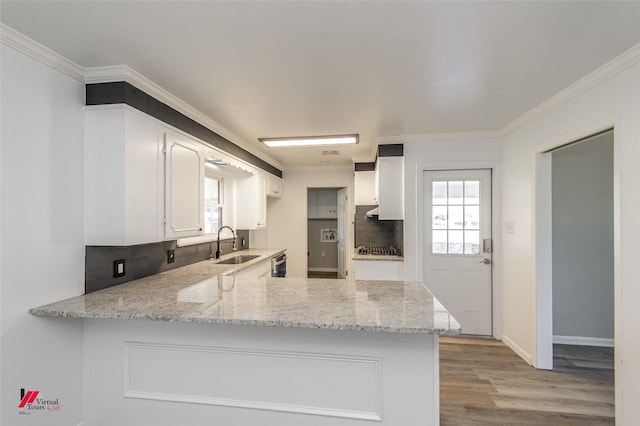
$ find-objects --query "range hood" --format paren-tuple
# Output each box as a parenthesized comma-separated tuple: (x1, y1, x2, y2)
(365, 206, 379, 218)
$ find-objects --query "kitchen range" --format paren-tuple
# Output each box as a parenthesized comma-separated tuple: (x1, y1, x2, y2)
(356, 245, 399, 256)
(352, 204, 405, 280)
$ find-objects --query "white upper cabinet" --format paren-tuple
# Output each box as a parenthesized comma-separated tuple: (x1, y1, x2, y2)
(308, 188, 337, 219)
(376, 156, 404, 220)
(85, 104, 277, 244)
(163, 128, 205, 239)
(234, 174, 267, 229)
(266, 175, 283, 197)
(85, 106, 162, 246)
(354, 170, 376, 205)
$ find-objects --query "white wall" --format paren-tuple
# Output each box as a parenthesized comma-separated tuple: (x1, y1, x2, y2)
(1, 44, 85, 424)
(265, 169, 354, 278)
(403, 138, 502, 336)
(501, 60, 640, 423)
(552, 132, 614, 342)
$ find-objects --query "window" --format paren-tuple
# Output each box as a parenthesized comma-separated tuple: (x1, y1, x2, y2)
(432, 180, 480, 255)
(204, 176, 223, 234)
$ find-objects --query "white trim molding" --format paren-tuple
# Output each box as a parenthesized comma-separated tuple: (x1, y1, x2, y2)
(84, 63, 283, 170)
(554, 335, 615, 348)
(123, 342, 383, 421)
(1, 23, 283, 172)
(308, 267, 339, 273)
(502, 42, 640, 134)
(501, 334, 533, 366)
(0, 23, 85, 81)
(377, 130, 502, 145)
(374, 42, 640, 143)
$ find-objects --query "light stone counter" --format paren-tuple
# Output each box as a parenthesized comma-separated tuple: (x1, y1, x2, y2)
(30, 248, 459, 335)
(30, 248, 459, 425)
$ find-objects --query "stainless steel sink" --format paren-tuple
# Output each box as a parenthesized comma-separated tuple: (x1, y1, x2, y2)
(216, 254, 261, 265)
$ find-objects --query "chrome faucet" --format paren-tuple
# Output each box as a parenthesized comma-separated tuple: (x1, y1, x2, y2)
(215, 226, 236, 259)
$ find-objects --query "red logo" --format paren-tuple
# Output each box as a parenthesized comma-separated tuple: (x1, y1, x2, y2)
(18, 389, 39, 408)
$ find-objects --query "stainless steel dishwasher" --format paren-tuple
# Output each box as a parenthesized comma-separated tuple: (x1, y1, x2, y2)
(271, 253, 287, 277)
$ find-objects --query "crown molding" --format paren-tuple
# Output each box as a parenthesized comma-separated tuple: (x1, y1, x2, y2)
(285, 163, 353, 173)
(1, 24, 282, 170)
(502, 42, 640, 134)
(376, 130, 502, 144)
(85, 65, 283, 169)
(0, 23, 84, 82)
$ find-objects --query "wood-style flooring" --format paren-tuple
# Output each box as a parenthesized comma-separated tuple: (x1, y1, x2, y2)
(307, 271, 338, 279)
(440, 337, 614, 425)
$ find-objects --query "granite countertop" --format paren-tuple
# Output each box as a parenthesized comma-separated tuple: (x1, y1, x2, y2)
(30, 249, 460, 335)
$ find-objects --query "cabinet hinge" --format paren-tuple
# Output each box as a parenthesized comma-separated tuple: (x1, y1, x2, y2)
(162, 217, 167, 225)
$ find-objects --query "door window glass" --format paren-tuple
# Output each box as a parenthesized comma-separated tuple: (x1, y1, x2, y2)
(431, 180, 482, 255)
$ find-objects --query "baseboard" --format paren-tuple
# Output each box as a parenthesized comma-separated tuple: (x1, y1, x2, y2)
(307, 267, 338, 272)
(501, 334, 533, 365)
(553, 335, 614, 347)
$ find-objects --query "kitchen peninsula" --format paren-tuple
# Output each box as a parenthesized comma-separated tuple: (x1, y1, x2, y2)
(31, 250, 460, 426)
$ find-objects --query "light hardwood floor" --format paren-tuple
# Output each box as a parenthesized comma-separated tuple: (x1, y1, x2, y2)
(439, 337, 614, 425)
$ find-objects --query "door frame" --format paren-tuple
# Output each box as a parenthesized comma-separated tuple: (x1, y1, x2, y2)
(305, 186, 351, 278)
(533, 119, 620, 372)
(416, 161, 502, 338)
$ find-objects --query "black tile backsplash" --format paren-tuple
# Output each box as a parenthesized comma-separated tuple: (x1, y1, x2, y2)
(354, 205, 403, 255)
(85, 230, 249, 293)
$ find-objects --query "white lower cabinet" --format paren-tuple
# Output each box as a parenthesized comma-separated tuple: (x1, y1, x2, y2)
(163, 128, 205, 239)
(354, 259, 404, 281)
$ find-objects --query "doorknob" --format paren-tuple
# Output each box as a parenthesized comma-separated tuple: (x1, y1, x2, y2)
(480, 258, 491, 265)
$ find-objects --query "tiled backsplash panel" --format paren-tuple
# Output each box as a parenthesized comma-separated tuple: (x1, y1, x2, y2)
(85, 230, 249, 293)
(354, 205, 403, 255)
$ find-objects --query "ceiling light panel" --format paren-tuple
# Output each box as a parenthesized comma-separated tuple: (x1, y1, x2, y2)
(259, 134, 358, 148)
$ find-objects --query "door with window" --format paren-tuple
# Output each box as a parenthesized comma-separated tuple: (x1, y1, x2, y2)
(423, 169, 492, 335)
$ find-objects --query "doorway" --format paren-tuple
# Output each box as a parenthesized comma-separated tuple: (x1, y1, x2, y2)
(423, 169, 493, 335)
(307, 187, 347, 279)
(536, 128, 615, 372)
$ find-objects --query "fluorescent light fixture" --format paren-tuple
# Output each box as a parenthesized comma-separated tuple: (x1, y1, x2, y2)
(259, 134, 359, 148)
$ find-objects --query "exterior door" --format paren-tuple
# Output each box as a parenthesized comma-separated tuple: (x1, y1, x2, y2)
(337, 188, 347, 279)
(423, 169, 492, 335)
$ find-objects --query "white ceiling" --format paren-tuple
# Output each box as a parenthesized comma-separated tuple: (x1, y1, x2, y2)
(2, 1, 639, 171)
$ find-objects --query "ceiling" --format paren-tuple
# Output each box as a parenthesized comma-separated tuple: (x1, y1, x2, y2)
(2, 1, 639, 171)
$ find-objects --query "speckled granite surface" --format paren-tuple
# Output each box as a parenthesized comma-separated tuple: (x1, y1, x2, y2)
(30, 248, 460, 335)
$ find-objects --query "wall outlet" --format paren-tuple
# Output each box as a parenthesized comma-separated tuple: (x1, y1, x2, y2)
(321, 251, 326, 257)
(167, 249, 175, 264)
(113, 259, 126, 278)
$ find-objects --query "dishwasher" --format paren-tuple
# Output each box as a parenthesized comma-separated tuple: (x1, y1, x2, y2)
(271, 253, 287, 277)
